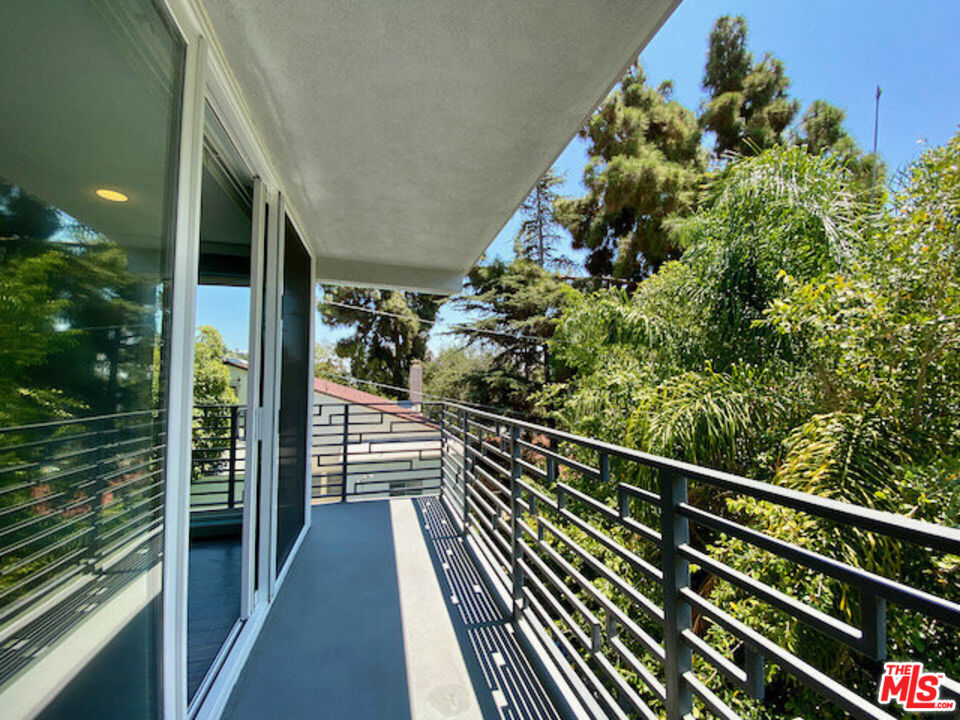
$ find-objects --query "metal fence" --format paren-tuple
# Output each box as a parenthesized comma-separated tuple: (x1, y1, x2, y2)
(434, 403, 960, 720)
(192, 403, 246, 512)
(5, 399, 955, 718)
(311, 402, 442, 502)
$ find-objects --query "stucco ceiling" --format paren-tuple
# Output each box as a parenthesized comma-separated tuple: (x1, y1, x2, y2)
(202, 0, 680, 293)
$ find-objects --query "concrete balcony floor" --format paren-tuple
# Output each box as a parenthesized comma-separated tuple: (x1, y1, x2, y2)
(224, 498, 561, 720)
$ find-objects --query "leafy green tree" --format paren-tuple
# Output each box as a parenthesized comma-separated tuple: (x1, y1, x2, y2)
(454, 259, 577, 413)
(555, 63, 705, 278)
(422, 346, 493, 404)
(0, 182, 161, 426)
(515, 169, 573, 270)
(546, 135, 960, 718)
(701, 15, 800, 157)
(793, 99, 885, 195)
(314, 343, 345, 380)
(193, 326, 237, 406)
(318, 286, 441, 388)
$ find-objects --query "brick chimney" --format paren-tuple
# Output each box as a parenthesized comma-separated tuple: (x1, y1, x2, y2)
(409, 359, 423, 408)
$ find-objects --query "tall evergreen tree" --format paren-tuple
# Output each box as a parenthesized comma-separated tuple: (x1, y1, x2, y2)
(554, 63, 705, 278)
(515, 169, 572, 270)
(701, 15, 799, 157)
(793, 99, 885, 194)
(318, 286, 441, 389)
(453, 259, 577, 413)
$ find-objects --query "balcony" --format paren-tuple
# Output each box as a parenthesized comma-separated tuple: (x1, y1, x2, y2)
(188, 401, 958, 719)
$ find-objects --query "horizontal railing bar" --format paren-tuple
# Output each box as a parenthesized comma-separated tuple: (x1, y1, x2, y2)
(607, 634, 666, 702)
(0, 409, 160, 434)
(516, 438, 599, 480)
(619, 482, 660, 506)
(555, 506, 663, 584)
(592, 651, 661, 720)
(679, 502, 960, 627)
(679, 544, 862, 647)
(446, 403, 960, 553)
(535, 515, 666, 629)
(681, 588, 895, 720)
(521, 587, 631, 720)
(518, 538, 601, 628)
(680, 629, 747, 691)
(683, 671, 739, 720)
(519, 557, 594, 650)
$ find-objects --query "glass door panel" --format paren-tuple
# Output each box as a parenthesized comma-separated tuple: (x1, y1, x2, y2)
(187, 105, 256, 703)
(0, 2, 183, 718)
(275, 218, 310, 571)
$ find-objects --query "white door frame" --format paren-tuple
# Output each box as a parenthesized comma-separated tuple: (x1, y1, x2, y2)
(160, 1, 317, 718)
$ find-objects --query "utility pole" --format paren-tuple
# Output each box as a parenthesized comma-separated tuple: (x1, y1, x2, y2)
(872, 85, 882, 196)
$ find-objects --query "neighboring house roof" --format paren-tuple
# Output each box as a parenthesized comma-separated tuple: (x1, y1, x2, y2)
(314, 377, 433, 426)
(221, 357, 425, 421)
(223, 357, 249, 370)
(314, 378, 393, 407)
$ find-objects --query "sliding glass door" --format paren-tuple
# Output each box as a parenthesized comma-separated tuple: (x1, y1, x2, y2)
(187, 105, 263, 705)
(0, 2, 184, 718)
(275, 218, 311, 571)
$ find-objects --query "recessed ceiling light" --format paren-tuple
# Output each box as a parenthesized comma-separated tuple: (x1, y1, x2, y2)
(96, 188, 128, 202)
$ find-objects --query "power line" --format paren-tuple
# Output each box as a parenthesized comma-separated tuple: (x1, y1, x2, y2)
(321, 371, 528, 418)
(320, 299, 547, 345)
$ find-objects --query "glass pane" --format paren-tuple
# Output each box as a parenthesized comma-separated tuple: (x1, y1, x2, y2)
(276, 218, 310, 570)
(0, 2, 183, 719)
(188, 106, 254, 702)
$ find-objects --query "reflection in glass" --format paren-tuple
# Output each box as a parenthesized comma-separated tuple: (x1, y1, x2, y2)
(0, 2, 183, 717)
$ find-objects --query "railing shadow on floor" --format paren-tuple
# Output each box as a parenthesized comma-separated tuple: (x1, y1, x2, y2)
(412, 496, 561, 720)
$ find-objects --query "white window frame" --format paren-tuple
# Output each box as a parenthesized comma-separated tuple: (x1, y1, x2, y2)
(160, 1, 318, 719)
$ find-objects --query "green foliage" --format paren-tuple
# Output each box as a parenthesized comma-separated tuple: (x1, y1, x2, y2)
(793, 100, 886, 196)
(701, 16, 800, 157)
(193, 326, 237, 406)
(515, 168, 572, 271)
(0, 181, 163, 426)
(314, 343, 346, 380)
(545, 133, 960, 717)
(319, 286, 441, 388)
(422, 347, 493, 404)
(455, 258, 577, 413)
(555, 63, 706, 278)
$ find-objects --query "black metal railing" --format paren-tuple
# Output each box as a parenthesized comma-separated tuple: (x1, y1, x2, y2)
(434, 403, 960, 720)
(3, 398, 955, 718)
(192, 403, 245, 512)
(311, 402, 442, 502)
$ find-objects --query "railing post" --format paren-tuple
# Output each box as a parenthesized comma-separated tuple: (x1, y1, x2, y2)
(461, 410, 470, 535)
(340, 404, 349, 502)
(509, 423, 522, 619)
(659, 468, 693, 720)
(227, 405, 238, 510)
(438, 404, 445, 499)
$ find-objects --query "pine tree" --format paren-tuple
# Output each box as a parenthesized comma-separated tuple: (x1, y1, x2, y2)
(515, 169, 572, 270)
(453, 259, 577, 413)
(554, 63, 705, 278)
(318, 286, 441, 389)
(700, 15, 800, 157)
(793, 99, 885, 195)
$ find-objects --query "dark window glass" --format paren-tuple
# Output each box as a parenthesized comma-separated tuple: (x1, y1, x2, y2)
(276, 218, 310, 570)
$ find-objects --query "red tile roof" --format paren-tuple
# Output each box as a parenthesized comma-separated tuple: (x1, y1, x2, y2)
(313, 377, 393, 407)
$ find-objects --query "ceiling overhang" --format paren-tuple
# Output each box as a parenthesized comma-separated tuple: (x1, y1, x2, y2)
(201, 0, 681, 294)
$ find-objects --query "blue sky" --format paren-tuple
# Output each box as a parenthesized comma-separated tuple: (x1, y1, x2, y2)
(201, 0, 960, 355)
